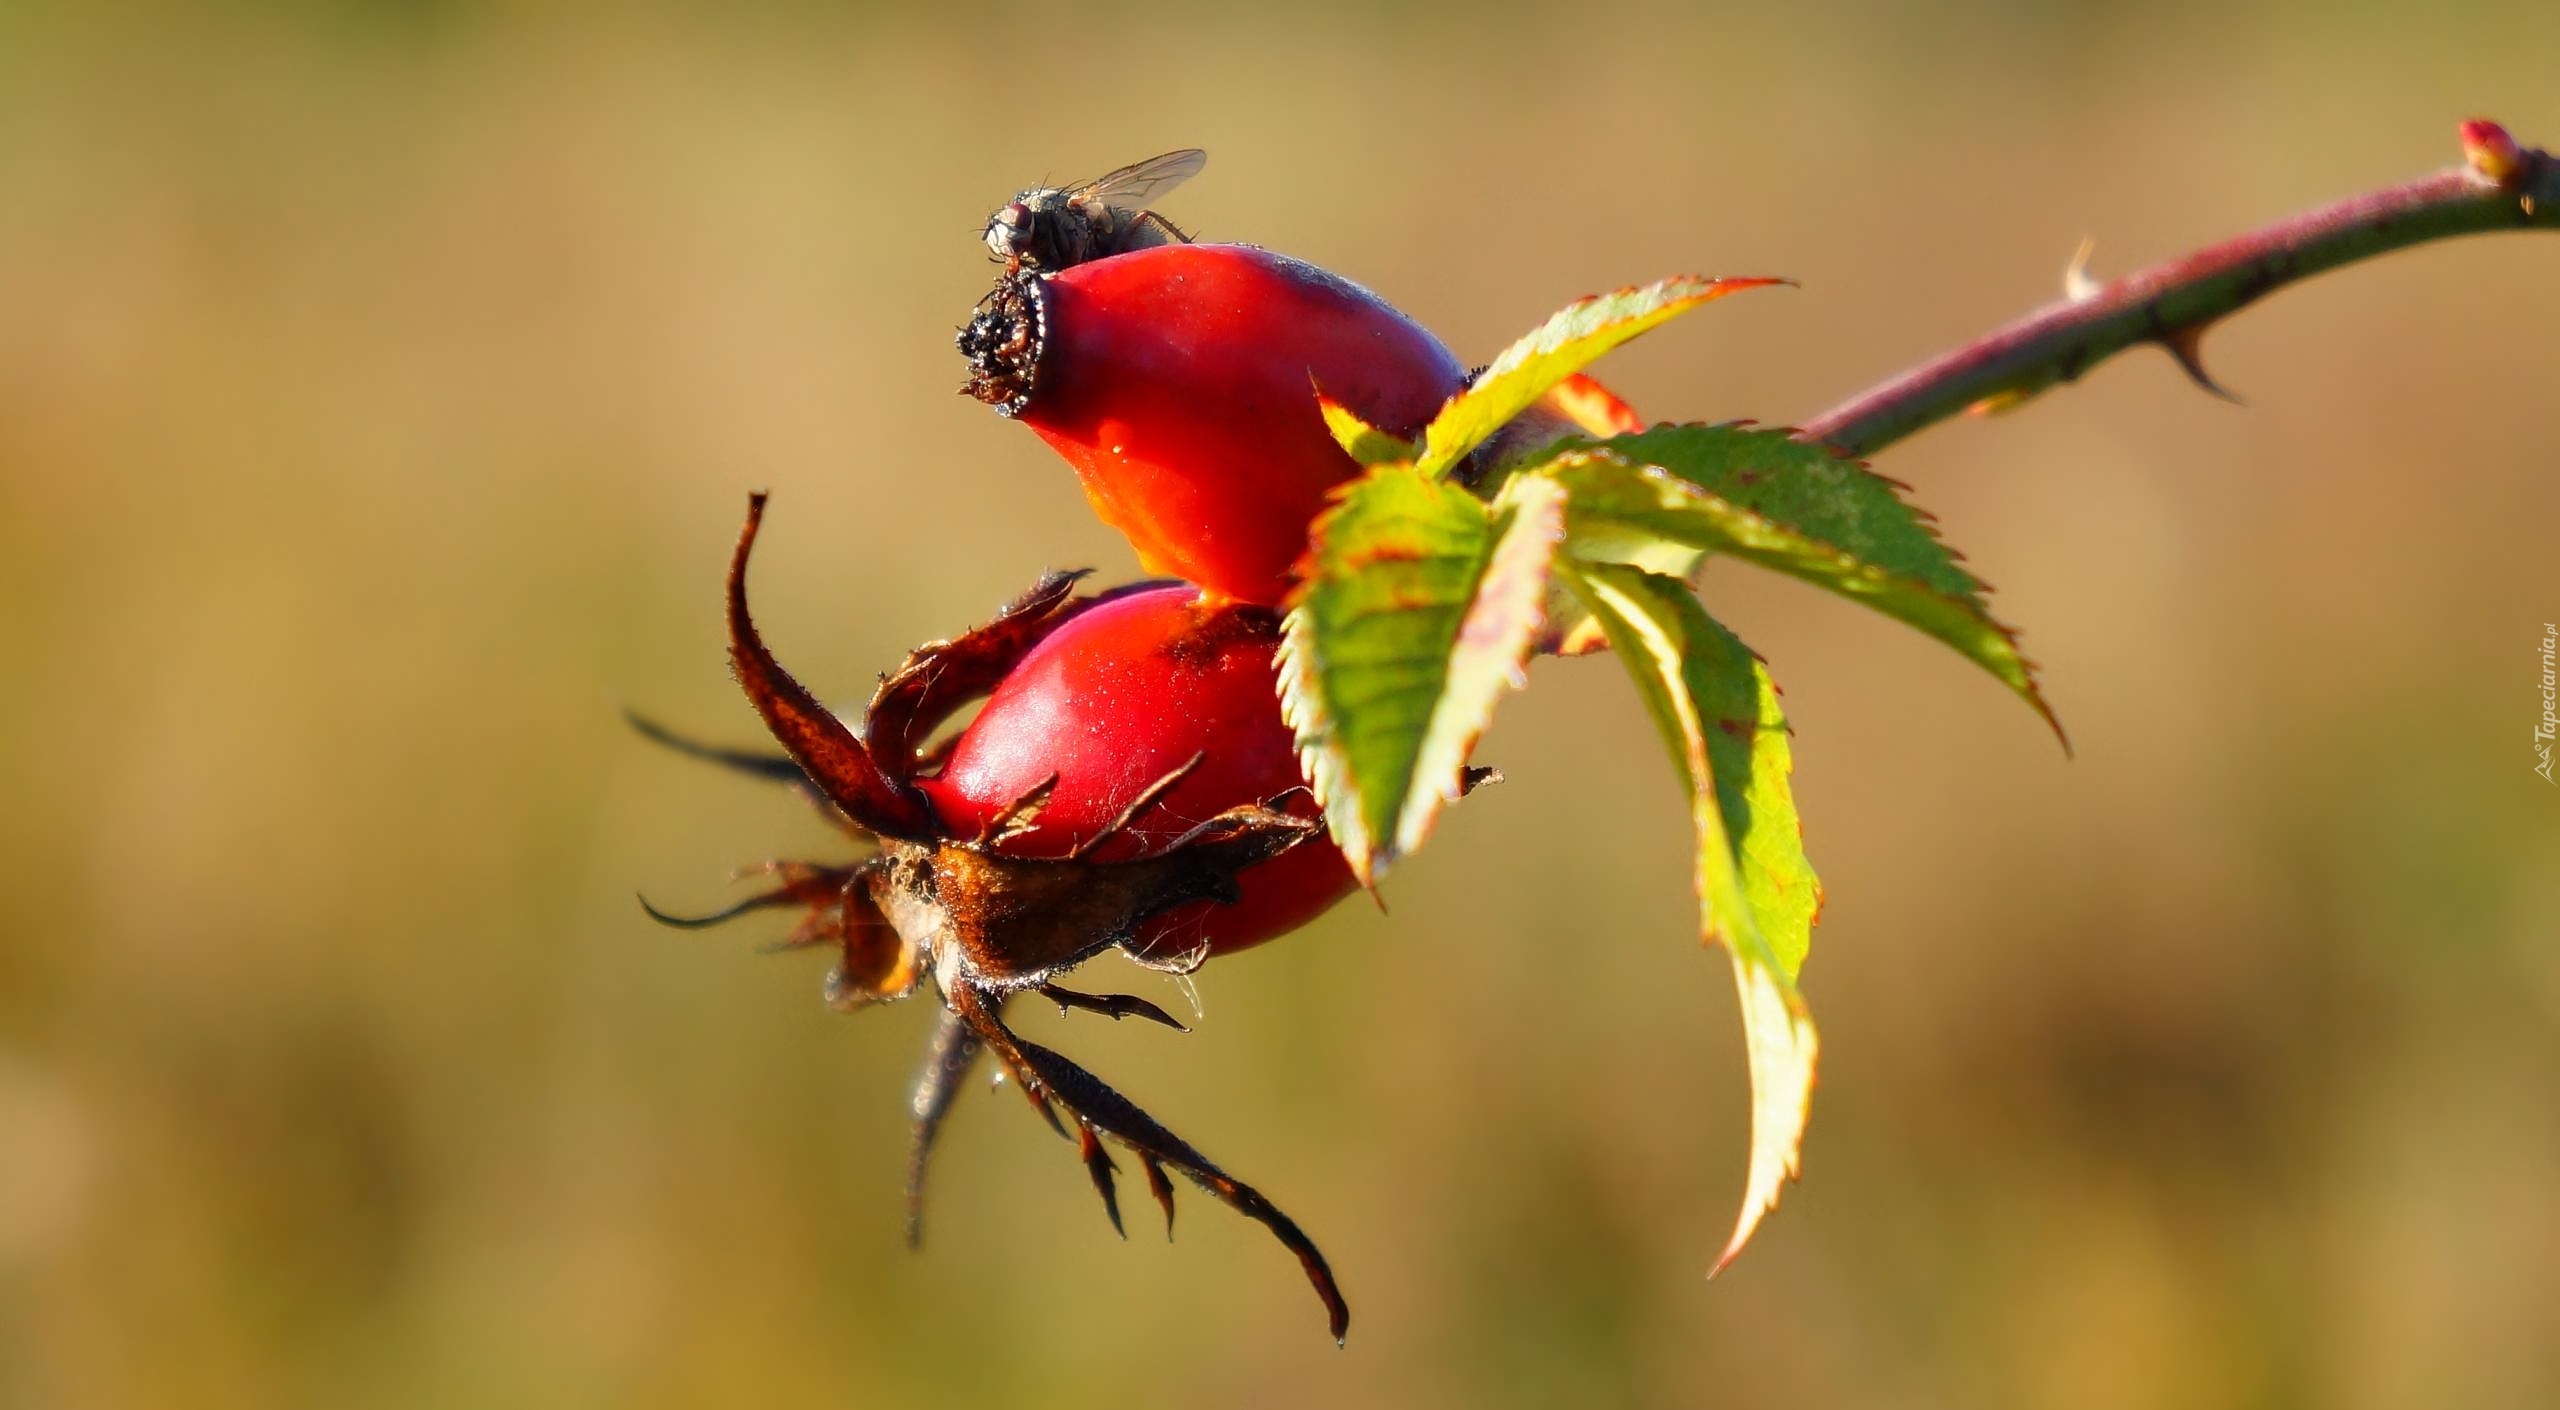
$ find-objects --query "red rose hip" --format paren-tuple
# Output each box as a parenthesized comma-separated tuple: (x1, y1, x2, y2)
(921, 584, 1356, 962)
(641, 499, 1360, 1340)
(961, 243, 1469, 606)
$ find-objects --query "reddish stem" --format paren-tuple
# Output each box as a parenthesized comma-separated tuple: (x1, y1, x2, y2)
(1800, 120, 2558, 459)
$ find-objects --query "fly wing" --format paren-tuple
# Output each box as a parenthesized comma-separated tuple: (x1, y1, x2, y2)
(1069, 149, 1207, 214)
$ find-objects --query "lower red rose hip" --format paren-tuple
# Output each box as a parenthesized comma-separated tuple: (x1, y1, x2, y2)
(921, 584, 1356, 960)
(645, 501, 1359, 1341)
(961, 243, 1469, 606)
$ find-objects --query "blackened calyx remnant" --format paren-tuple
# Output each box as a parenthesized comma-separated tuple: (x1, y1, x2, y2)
(958, 271, 1046, 416)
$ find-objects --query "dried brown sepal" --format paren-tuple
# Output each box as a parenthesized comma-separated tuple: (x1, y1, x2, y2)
(638, 856, 919, 1011)
(887, 803, 1318, 988)
(943, 981, 1350, 1344)
(866, 570, 1091, 776)
(1076, 1123, 1126, 1238)
(1139, 1154, 1178, 1238)
(678, 497, 1352, 1334)
(637, 857, 852, 931)
(640, 859, 866, 950)
(820, 870, 922, 1009)
(625, 709, 880, 838)
(1038, 982, 1189, 1031)
(1068, 751, 1203, 859)
(977, 774, 1058, 846)
(727, 494, 941, 841)
(904, 1008, 983, 1250)
(623, 706, 806, 789)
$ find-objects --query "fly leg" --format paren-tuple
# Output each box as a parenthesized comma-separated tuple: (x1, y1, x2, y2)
(1112, 209, 1194, 254)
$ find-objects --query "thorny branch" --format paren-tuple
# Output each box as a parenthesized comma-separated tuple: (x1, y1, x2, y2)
(1799, 120, 2556, 459)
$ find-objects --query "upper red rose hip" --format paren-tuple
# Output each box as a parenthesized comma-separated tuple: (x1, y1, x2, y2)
(961, 244, 1469, 606)
(919, 583, 1356, 961)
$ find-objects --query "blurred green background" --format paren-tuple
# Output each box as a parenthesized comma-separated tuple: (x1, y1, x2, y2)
(2, 1, 2555, 1405)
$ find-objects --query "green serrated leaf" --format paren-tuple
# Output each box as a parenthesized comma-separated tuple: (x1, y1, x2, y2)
(1278, 465, 1565, 884)
(1412, 275, 1786, 481)
(1606, 422, 1983, 600)
(1537, 538, 1703, 657)
(1541, 448, 2062, 743)
(1710, 642, 1821, 981)
(1557, 559, 1820, 1275)
(1315, 389, 1418, 468)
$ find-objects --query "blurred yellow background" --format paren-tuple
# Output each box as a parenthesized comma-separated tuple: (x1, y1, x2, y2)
(2, 2, 2555, 1405)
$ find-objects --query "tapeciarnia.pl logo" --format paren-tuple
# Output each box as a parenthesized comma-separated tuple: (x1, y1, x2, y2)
(2538, 623, 2556, 785)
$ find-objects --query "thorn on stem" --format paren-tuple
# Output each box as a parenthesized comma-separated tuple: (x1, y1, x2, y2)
(2161, 327, 2242, 404)
(2063, 237, 2100, 301)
